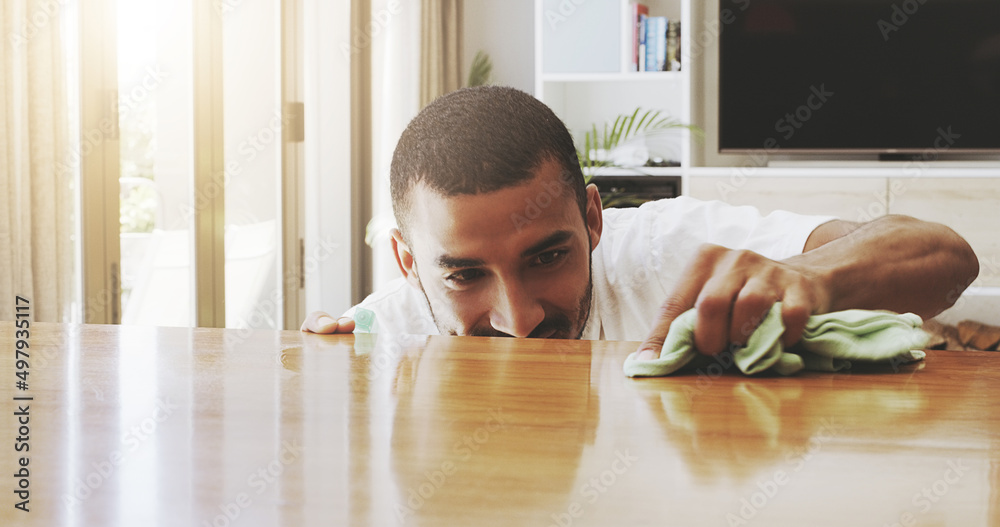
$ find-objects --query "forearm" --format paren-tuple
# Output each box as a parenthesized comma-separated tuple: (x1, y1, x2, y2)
(787, 215, 979, 319)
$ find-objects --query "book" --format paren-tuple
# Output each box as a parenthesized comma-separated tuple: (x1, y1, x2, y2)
(645, 16, 667, 71)
(636, 14, 649, 71)
(630, 3, 649, 72)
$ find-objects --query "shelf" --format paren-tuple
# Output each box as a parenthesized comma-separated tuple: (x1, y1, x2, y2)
(541, 71, 685, 83)
(686, 166, 1000, 179)
(536, 0, 693, 169)
(584, 166, 683, 177)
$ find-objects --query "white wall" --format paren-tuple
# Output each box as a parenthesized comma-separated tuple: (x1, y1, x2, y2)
(303, 0, 354, 320)
(463, 0, 535, 93)
(370, 0, 421, 294)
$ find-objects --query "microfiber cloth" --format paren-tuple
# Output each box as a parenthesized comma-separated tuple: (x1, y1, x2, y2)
(624, 303, 929, 377)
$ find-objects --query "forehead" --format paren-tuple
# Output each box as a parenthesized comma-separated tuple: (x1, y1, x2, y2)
(407, 161, 583, 262)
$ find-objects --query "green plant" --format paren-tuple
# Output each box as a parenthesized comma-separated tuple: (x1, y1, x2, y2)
(466, 50, 493, 87)
(577, 108, 702, 208)
(577, 108, 702, 175)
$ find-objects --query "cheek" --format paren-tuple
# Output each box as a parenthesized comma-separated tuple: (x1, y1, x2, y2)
(426, 284, 489, 326)
(535, 256, 590, 309)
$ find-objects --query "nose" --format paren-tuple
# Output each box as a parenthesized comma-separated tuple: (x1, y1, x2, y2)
(489, 279, 545, 338)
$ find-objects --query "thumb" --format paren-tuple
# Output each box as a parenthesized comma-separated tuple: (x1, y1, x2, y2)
(635, 298, 691, 360)
(632, 246, 721, 360)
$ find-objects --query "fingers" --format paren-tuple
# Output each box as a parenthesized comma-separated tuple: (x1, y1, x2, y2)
(636, 244, 826, 361)
(728, 278, 779, 348)
(300, 311, 356, 334)
(693, 250, 765, 355)
(691, 274, 741, 356)
(635, 297, 694, 360)
(335, 317, 356, 333)
(300, 311, 330, 332)
(693, 250, 819, 355)
(635, 245, 722, 359)
(779, 284, 812, 347)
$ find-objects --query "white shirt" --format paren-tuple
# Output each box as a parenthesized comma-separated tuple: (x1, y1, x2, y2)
(344, 197, 835, 341)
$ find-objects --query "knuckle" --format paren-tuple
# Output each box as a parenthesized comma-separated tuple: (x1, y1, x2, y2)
(789, 272, 811, 289)
(696, 294, 729, 318)
(731, 248, 761, 267)
(737, 290, 773, 310)
(693, 243, 726, 264)
(782, 302, 810, 324)
(696, 242, 724, 255)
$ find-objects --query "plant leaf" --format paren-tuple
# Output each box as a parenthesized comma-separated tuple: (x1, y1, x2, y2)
(574, 106, 705, 178)
(466, 50, 493, 87)
(620, 107, 641, 144)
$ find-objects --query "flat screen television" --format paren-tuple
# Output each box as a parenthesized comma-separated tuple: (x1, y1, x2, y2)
(718, 0, 1000, 155)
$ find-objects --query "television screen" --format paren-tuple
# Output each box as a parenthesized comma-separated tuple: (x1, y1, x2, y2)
(718, 0, 1000, 153)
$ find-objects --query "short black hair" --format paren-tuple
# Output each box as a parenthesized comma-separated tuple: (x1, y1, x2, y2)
(390, 85, 587, 241)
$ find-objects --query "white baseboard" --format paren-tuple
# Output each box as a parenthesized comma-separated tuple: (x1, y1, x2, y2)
(931, 287, 1000, 326)
(767, 160, 1000, 169)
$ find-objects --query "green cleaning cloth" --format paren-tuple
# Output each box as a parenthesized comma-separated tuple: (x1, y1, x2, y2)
(623, 303, 929, 377)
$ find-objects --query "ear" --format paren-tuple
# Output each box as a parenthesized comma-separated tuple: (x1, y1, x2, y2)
(391, 228, 422, 289)
(585, 183, 603, 249)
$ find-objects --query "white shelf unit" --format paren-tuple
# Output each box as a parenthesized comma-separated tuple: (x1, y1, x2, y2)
(585, 166, 683, 177)
(534, 0, 693, 170)
(531, 0, 1000, 309)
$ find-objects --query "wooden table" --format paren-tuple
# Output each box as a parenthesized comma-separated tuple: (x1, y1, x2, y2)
(2, 323, 999, 526)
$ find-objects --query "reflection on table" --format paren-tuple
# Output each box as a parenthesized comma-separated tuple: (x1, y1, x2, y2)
(0, 324, 997, 526)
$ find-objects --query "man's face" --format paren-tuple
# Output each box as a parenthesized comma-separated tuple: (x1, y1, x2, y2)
(393, 159, 603, 338)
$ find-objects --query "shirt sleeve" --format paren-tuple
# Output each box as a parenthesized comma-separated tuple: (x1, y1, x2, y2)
(595, 196, 837, 297)
(647, 196, 836, 261)
(545, 196, 840, 342)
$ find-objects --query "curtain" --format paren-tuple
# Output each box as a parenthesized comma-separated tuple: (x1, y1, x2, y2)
(0, 0, 74, 322)
(419, 0, 463, 108)
(370, 0, 421, 292)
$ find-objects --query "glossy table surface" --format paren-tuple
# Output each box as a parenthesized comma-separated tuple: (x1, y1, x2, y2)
(2, 323, 1000, 526)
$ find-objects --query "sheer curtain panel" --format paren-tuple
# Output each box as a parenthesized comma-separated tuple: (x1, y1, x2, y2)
(419, 0, 463, 108)
(1, 0, 75, 322)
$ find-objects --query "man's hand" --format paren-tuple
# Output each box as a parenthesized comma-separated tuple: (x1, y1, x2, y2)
(300, 311, 356, 334)
(635, 244, 830, 359)
(634, 215, 979, 360)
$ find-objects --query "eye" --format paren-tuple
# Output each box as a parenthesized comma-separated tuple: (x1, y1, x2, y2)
(445, 269, 484, 285)
(533, 250, 567, 266)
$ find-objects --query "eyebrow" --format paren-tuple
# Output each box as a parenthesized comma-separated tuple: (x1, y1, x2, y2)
(434, 230, 575, 270)
(519, 230, 574, 259)
(435, 254, 486, 269)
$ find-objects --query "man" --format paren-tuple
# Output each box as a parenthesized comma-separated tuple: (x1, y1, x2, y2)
(302, 86, 979, 360)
